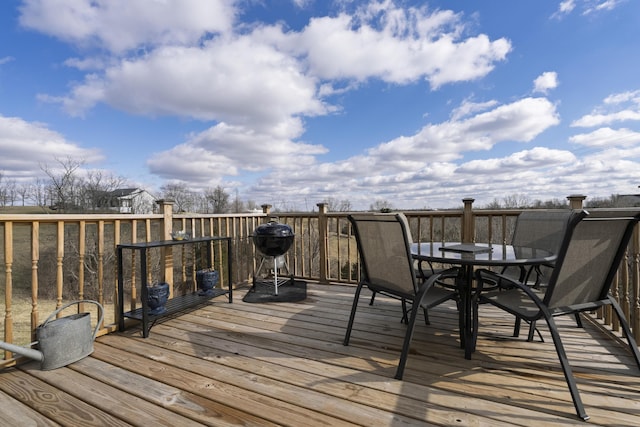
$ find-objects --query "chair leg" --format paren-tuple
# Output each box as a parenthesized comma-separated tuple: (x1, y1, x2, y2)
(513, 317, 521, 337)
(396, 295, 422, 380)
(401, 299, 409, 324)
(574, 312, 583, 329)
(544, 314, 589, 421)
(423, 307, 430, 325)
(343, 282, 364, 346)
(369, 291, 376, 306)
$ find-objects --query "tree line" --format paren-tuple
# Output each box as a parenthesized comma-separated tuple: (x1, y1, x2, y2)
(1, 157, 636, 213)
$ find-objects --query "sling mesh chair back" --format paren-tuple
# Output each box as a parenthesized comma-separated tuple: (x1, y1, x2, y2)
(343, 213, 458, 379)
(505, 210, 574, 340)
(368, 213, 458, 320)
(474, 209, 640, 420)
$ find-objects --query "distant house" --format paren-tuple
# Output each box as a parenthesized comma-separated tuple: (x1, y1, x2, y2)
(99, 188, 157, 214)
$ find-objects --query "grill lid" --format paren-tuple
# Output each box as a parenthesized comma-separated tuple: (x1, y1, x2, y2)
(253, 219, 294, 256)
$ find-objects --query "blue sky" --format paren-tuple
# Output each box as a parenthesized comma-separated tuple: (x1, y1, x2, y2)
(1, 0, 639, 210)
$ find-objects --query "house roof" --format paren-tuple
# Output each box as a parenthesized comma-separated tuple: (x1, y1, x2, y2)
(105, 188, 156, 198)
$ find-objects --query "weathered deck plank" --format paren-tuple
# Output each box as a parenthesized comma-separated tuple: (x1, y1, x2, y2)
(1, 282, 639, 426)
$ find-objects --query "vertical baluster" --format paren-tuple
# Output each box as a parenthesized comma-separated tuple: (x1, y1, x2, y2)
(56, 221, 64, 310)
(30, 222, 39, 338)
(78, 221, 86, 302)
(429, 215, 434, 243)
(189, 218, 196, 287)
(98, 221, 105, 306)
(3, 222, 14, 355)
(617, 248, 631, 331)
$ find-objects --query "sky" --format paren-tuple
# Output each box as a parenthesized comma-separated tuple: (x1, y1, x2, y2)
(1, 0, 640, 211)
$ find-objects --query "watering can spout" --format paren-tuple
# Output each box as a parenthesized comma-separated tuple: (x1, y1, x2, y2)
(0, 341, 44, 362)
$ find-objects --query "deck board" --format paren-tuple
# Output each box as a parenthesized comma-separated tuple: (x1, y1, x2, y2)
(2, 282, 639, 426)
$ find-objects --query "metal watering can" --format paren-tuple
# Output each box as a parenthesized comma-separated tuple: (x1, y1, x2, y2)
(0, 300, 103, 370)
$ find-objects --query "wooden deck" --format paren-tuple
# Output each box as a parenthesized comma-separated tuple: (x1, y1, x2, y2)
(1, 282, 639, 426)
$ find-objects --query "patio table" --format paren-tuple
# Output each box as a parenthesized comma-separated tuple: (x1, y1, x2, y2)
(412, 242, 555, 359)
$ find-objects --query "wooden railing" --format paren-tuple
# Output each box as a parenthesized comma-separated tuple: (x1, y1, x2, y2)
(2, 196, 639, 366)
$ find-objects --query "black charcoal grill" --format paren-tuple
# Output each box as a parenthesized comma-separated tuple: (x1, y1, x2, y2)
(252, 218, 295, 294)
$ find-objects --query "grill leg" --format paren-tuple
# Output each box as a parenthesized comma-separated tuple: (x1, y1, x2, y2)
(274, 257, 279, 295)
(255, 255, 291, 296)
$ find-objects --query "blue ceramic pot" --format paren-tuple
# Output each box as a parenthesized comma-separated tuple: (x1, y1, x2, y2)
(147, 282, 170, 314)
(196, 269, 219, 296)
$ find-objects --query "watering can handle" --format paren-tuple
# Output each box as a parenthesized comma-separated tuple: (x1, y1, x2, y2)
(41, 300, 105, 340)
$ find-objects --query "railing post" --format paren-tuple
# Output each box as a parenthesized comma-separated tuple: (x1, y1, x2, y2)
(317, 203, 329, 285)
(462, 198, 475, 243)
(567, 194, 586, 209)
(157, 199, 175, 296)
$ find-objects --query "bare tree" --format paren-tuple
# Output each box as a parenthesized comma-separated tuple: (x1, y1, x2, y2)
(503, 194, 531, 209)
(81, 170, 127, 211)
(29, 178, 50, 208)
(161, 182, 195, 213)
(531, 198, 569, 209)
(0, 172, 5, 207)
(3, 179, 17, 206)
(40, 157, 85, 212)
(16, 183, 32, 206)
(484, 194, 532, 209)
(231, 189, 245, 213)
(205, 186, 230, 213)
(323, 197, 352, 212)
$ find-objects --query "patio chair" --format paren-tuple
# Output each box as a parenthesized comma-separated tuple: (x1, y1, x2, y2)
(343, 213, 459, 380)
(368, 213, 458, 324)
(474, 209, 640, 421)
(503, 210, 573, 340)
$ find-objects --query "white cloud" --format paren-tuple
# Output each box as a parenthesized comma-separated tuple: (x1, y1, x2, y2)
(552, 0, 577, 18)
(450, 99, 499, 121)
(43, 37, 330, 127)
(0, 115, 103, 179)
(552, 0, 626, 18)
(571, 89, 640, 127)
(533, 71, 559, 94)
(18, 0, 235, 54)
(283, 6, 511, 88)
(584, 0, 625, 14)
(368, 97, 559, 168)
(147, 121, 328, 185)
(569, 127, 640, 147)
(604, 90, 640, 105)
(574, 110, 640, 127)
